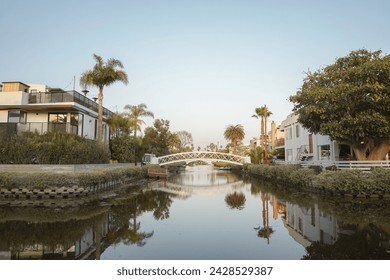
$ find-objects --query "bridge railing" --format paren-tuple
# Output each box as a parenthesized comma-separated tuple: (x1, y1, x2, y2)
(155, 151, 251, 166)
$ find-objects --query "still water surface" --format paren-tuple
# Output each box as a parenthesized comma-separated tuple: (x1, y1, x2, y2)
(0, 166, 389, 260)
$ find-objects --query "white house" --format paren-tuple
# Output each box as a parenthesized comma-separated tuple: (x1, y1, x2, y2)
(279, 113, 352, 163)
(0, 81, 112, 143)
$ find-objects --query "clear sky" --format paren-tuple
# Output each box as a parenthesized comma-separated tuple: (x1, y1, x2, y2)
(1, 0, 390, 148)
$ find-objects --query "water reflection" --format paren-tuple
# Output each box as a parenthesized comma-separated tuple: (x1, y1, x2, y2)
(0, 166, 389, 260)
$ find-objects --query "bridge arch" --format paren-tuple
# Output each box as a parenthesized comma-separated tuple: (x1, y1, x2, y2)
(152, 151, 251, 166)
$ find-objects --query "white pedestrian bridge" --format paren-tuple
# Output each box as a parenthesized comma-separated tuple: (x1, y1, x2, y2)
(151, 151, 251, 166)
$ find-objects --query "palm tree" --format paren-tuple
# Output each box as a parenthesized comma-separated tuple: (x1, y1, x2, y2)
(107, 113, 131, 138)
(80, 54, 128, 142)
(124, 103, 154, 138)
(252, 106, 272, 163)
(224, 124, 245, 153)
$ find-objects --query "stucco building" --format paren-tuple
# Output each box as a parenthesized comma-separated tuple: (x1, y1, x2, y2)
(0, 81, 112, 143)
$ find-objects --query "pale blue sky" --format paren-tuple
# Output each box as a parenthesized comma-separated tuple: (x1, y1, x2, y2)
(1, 0, 389, 148)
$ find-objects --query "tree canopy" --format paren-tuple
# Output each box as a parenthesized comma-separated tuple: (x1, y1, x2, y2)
(224, 124, 245, 154)
(290, 49, 390, 160)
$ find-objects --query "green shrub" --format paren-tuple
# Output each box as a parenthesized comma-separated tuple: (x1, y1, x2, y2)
(246, 163, 390, 197)
(0, 131, 110, 164)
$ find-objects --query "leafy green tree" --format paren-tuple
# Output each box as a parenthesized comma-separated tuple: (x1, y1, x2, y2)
(142, 119, 172, 156)
(290, 49, 390, 160)
(80, 54, 128, 142)
(224, 124, 245, 153)
(124, 103, 154, 138)
(110, 134, 142, 163)
(168, 132, 181, 153)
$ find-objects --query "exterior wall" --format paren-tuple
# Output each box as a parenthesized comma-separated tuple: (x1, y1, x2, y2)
(0, 111, 8, 122)
(0, 91, 29, 105)
(27, 84, 49, 93)
(26, 111, 48, 122)
(82, 114, 97, 140)
(1, 82, 29, 93)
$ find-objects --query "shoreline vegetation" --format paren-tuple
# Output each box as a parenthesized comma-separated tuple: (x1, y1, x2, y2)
(0, 166, 148, 199)
(0, 162, 389, 200)
(242, 164, 390, 199)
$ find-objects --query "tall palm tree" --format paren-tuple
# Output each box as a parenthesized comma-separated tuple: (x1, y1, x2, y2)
(224, 124, 245, 153)
(252, 106, 272, 162)
(124, 103, 154, 138)
(80, 54, 128, 142)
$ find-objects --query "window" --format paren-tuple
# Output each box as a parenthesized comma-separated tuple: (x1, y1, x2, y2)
(298, 217, 303, 233)
(286, 127, 292, 140)
(295, 124, 300, 138)
(8, 110, 26, 123)
(49, 113, 67, 123)
(318, 145, 331, 160)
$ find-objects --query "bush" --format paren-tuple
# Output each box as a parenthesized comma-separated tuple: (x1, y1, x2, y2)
(246, 163, 390, 197)
(0, 166, 148, 190)
(0, 131, 110, 164)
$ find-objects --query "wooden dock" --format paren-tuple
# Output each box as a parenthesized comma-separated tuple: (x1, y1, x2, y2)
(147, 166, 168, 178)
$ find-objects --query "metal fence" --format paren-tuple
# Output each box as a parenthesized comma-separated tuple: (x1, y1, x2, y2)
(29, 90, 113, 118)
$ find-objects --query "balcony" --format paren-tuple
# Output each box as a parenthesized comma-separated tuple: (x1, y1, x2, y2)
(274, 138, 285, 148)
(0, 122, 78, 136)
(28, 91, 113, 118)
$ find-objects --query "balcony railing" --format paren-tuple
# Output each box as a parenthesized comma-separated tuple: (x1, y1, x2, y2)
(28, 91, 113, 118)
(274, 138, 285, 147)
(0, 122, 78, 136)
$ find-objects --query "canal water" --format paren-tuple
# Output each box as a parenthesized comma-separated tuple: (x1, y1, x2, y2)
(0, 165, 389, 260)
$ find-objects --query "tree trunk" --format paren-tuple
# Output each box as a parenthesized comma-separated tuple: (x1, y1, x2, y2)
(367, 140, 390, 160)
(352, 147, 367, 160)
(97, 87, 103, 143)
(352, 140, 390, 160)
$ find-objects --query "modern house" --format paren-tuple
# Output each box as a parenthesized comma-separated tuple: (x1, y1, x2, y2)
(276, 113, 352, 163)
(0, 81, 113, 143)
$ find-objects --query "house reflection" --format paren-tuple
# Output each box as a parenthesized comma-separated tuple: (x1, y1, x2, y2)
(0, 189, 175, 260)
(283, 203, 337, 247)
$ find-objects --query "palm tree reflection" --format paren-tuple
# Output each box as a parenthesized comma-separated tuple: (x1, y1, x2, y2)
(225, 192, 246, 210)
(254, 192, 274, 244)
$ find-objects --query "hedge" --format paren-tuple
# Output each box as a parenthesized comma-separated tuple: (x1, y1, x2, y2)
(245, 164, 390, 198)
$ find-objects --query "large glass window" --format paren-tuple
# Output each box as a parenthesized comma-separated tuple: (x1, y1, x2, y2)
(49, 113, 67, 123)
(48, 113, 80, 135)
(8, 110, 27, 123)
